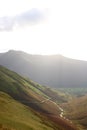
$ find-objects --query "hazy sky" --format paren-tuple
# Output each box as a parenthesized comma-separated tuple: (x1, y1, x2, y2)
(0, 0, 87, 60)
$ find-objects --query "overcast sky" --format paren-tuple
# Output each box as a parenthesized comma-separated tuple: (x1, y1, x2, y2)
(0, 0, 87, 60)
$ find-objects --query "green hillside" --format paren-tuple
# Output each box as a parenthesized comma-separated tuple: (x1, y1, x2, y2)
(0, 65, 77, 130)
(0, 65, 50, 113)
(0, 91, 54, 130)
(0, 65, 69, 114)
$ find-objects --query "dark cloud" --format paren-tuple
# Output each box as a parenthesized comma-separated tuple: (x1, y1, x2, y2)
(0, 8, 45, 31)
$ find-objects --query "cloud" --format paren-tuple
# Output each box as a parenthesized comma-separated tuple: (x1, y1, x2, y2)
(0, 17, 14, 31)
(18, 9, 44, 22)
(0, 8, 46, 31)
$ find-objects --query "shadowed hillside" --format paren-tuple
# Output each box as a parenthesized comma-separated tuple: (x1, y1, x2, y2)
(0, 50, 87, 88)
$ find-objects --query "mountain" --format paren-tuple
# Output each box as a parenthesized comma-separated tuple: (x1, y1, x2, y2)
(0, 50, 87, 88)
(0, 65, 77, 130)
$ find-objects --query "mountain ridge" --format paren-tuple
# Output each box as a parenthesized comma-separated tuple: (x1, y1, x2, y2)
(0, 50, 87, 88)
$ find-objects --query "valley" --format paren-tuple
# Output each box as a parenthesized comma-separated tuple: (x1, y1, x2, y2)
(0, 65, 78, 130)
(0, 51, 87, 130)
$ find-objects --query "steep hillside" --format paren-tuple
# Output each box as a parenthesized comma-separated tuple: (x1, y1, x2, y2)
(0, 65, 78, 130)
(0, 91, 54, 130)
(0, 50, 87, 88)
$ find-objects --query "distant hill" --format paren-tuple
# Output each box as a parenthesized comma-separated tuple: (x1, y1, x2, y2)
(0, 65, 77, 130)
(0, 50, 87, 88)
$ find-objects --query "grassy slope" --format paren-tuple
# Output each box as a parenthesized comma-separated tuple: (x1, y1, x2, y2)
(0, 91, 54, 130)
(0, 65, 78, 130)
(62, 95, 87, 130)
(0, 65, 68, 114)
(0, 65, 50, 113)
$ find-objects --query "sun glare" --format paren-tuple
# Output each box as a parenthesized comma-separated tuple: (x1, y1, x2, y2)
(0, 0, 87, 61)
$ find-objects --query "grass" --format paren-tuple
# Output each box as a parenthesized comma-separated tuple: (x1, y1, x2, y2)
(0, 65, 49, 101)
(0, 91, 54, 130)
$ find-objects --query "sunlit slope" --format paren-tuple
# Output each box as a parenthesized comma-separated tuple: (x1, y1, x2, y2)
(0, 91, 54, 130)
